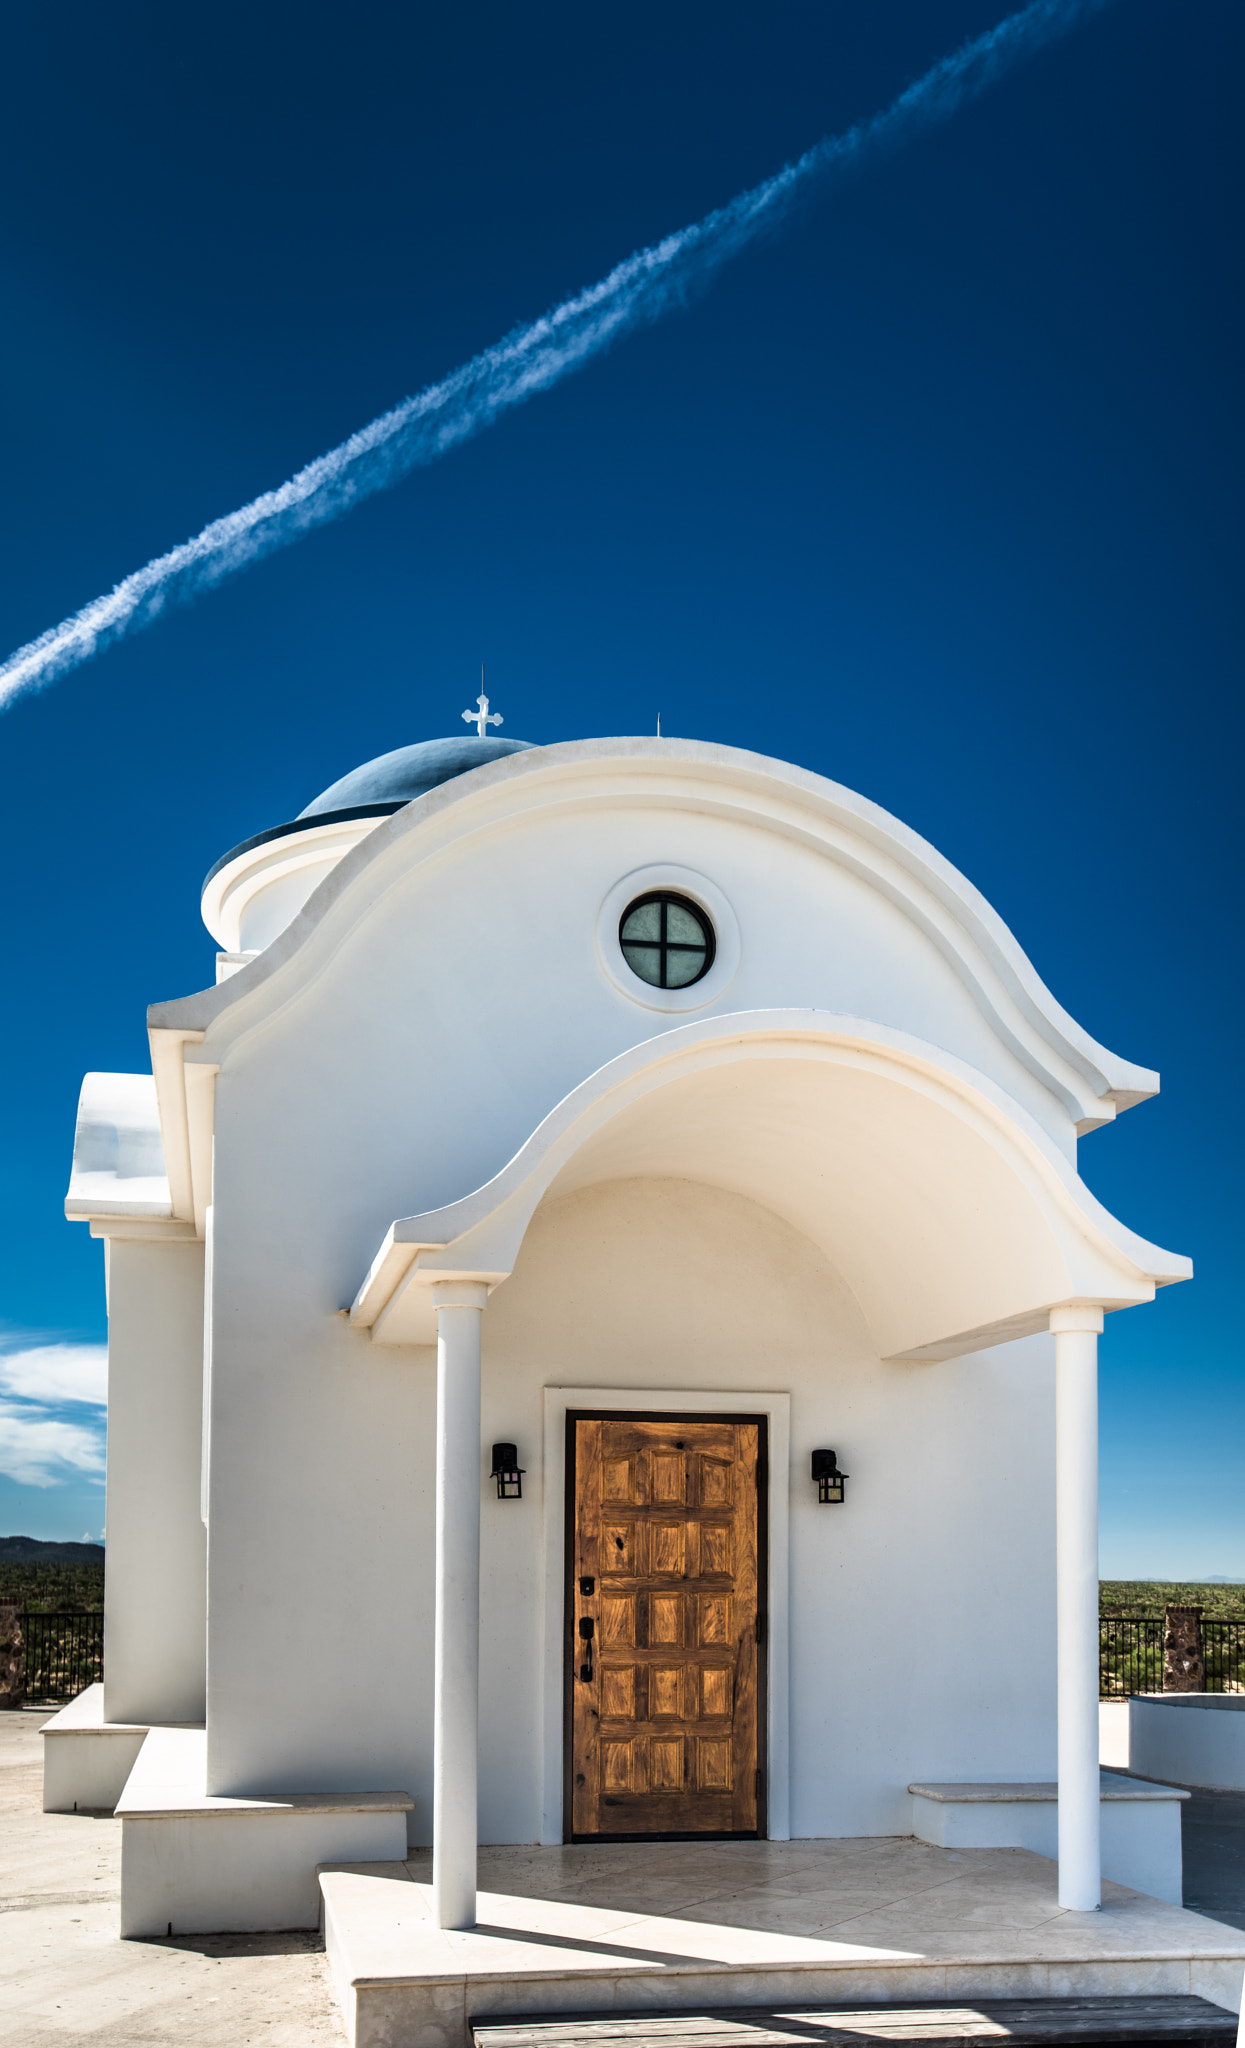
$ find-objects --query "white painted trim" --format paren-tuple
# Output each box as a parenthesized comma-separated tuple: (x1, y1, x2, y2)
(595, 864, 741, 1014)
(186, 1065, 218, 1239)
(201, 1206, 214, 1527)
(148, 1029, 203, 1224)
(539, 1384, 791, 1847)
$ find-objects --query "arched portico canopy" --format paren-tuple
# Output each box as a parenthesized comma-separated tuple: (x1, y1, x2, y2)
(349, 1010, 1189, 1361)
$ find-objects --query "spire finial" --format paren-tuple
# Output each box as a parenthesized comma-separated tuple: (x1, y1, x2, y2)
(462, 663, 503, 739)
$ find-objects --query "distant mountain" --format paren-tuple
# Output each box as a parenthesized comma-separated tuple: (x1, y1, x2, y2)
(0, 1536, 104, 1563)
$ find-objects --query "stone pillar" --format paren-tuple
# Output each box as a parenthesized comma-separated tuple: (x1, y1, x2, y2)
(1052, 1306, 1103, 1912)
(0, 1597, 24, 1710)
(1164, 1606, 1205, 1692)
(431, 1280, 489, 1932)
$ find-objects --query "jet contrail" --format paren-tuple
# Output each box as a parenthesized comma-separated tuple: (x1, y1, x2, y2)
(0, 0, 1120, 712)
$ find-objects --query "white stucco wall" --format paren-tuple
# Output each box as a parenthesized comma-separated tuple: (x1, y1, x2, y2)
(205, 1171, 1056, 1840)
(104, 1238, 208, 1726)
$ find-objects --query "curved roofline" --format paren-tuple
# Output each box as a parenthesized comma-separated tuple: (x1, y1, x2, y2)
(201, 804, 403, 894)
(360, 1009, 1187, 1288)
(150, 735, 1161, 1131)
(344, 1009, 1189, 1359)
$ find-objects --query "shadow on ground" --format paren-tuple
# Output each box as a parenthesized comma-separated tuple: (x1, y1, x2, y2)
(157, 1928, 326, 1958)
(1184, 1788, 1245, 1933)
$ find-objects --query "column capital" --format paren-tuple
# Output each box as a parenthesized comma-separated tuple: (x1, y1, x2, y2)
(1050, 1305, 1104, 1336)
(430, 1278, 491, 1313)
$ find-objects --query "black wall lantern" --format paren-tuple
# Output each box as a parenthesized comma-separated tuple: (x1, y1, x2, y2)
(811, 1448, 848, 1504)
(491, 1442, 525, 1500)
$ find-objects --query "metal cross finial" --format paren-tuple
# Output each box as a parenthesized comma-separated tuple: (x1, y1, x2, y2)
(462, 664, 502, 739)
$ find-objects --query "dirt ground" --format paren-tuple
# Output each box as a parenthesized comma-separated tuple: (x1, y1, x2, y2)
(0, 1709, 346, 2047)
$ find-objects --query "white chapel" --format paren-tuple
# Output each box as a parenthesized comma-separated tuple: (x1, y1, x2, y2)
(49, 719, 1197, 1968)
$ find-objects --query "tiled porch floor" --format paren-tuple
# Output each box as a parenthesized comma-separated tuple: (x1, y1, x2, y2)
(321, 1839, 1245, 2048)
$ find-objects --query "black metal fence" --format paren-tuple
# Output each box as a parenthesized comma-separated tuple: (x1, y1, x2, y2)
(1100, 1615, 1245, 1697)
(11, 1606, 1245, 1706)
(19, 1610, 104, 1704)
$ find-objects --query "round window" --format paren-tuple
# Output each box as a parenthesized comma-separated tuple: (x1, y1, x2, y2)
(618, 891, 716, 990)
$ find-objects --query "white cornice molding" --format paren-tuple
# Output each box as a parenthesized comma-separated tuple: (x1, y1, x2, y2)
(88, 1217, 200, 1242)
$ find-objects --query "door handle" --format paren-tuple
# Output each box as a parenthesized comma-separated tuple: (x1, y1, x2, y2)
(578, 1615, 594, 1683)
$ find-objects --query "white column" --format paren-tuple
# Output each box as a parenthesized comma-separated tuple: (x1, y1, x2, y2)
(431, 1279, 489, 1932)
(1052, 1305, 1104, 1911)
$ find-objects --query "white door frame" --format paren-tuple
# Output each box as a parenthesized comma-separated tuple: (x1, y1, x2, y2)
(539, 1384, 791, 1845)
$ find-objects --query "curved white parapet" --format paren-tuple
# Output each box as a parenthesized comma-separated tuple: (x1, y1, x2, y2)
(64, 1073, 171, 1221)
(1130, 1696, 1245, 1793)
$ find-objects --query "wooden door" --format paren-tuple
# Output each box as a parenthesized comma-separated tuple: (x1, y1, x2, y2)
(569, 1414, 763, 1839)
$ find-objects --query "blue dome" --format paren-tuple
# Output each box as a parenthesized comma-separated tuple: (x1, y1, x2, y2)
(203, 733, 538, 896)
(298, 735, 536, 818)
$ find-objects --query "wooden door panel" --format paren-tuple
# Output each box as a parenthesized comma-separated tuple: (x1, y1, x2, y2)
(698, 1455, 733, 1507)
(697, 1594, 732, 1646)
(602, 1738, 639, 1793)
(648, 1593, 684, 1645)
(701, 1664, 732, 1718)
(698, 1736, 732, 1791)
(600, 1664, 635, 1718)
(651, 1451, 687, 1504)
(651, 1522, 686, 1576)
(650, 1664, 682, 1717)
(570, 1415, 762, 1839)
(602, 1457, 634, 1502)
(650, 1736, 685, 1790)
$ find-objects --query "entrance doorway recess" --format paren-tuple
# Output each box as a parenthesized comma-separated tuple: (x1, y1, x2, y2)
(565, 1412, 767, 1840)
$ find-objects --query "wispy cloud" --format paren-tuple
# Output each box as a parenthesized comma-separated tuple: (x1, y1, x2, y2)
(0, 1344, 107, 1407)
(0, 0, 1119, 713)
(0, 1404, 106, 1487)
(0, 1341, 107, 1488)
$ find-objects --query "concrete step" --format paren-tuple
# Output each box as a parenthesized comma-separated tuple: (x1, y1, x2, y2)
(116, 1727, 413, 1936)
(40, 1682, 149, 1813)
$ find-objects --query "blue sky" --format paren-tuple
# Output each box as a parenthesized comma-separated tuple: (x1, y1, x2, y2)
(0, 0, 1240, 1570)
